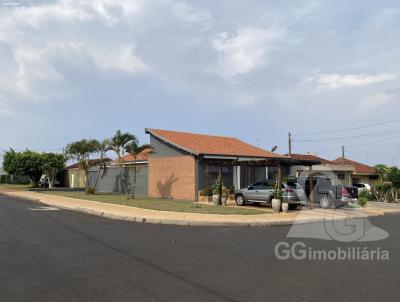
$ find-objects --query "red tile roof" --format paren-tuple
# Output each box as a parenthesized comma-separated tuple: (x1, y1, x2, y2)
(332, 158, 377, 174)
(111, 149, 152, 164)
(66, 158, 112, 170)
(286, 154, 333, 164)
(146, 128, 285, 158)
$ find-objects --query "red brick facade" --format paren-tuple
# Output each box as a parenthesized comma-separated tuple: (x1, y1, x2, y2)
(148, 155, 196, 201)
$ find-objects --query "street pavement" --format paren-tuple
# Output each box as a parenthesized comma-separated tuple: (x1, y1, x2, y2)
(0, 194, 399, 302)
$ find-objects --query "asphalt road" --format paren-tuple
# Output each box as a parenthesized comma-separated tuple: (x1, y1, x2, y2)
(1, 194, 399, 302)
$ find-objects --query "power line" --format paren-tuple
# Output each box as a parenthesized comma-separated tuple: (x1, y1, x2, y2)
(346, 134, 400, 149)
(295, 128, 400, 142)
(294, 117, 400, 136)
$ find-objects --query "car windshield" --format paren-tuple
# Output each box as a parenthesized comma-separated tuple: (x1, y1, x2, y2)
(286, 181, 298, 189)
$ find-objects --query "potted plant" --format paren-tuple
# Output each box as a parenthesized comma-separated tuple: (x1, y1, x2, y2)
(281, 202, 289, 213)
(198, 188, 213, 202)
(221, 187, 230, 206)
(211, 176, 223, 205)
(272, 182, 282, 213)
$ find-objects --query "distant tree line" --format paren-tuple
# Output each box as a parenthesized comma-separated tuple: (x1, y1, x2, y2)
(3, 150, 64, 187)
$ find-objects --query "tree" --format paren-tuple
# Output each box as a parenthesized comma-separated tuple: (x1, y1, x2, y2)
(3, 150, 44, 187)
(91, 139, 111, 192)
(373, 164, 400, 201)
(65, 139, 101, 193)
(387, 166, 400, 200)
(375, 164, 388, 181)
(2, 149, 18, 176)
(126, 141, 152, 199)
(109, 130, 136, 194)
(41, 153, 65, 188)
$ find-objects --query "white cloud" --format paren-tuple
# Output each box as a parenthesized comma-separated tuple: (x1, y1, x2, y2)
(13, 46, 64, 95)
(172, 1, 211, 25)
(362, 92, 396, 110)
(98, 44, 150, 74)
(0, 95, 12, 115)
(0, 0, 151, 105)
(308, 73, 397, 89)
(212, 26, 286, 78)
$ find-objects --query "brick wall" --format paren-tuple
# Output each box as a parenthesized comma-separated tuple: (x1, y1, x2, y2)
(148, 155, 196, 201)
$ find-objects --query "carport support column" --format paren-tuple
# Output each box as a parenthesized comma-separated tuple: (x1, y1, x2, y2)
(218, 166, 222, 206)
(277, 164, 282, 199)
(234, 166, 241, 190)
(308, 166, 313, 209)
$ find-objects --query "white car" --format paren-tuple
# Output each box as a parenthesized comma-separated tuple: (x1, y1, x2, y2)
(353, 183, 371, 194)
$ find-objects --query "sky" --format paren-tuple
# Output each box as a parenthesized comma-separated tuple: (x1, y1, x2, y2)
(0, 0, 399, 166)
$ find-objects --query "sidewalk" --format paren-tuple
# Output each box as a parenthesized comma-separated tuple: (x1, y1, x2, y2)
(2, 191, 400, 227)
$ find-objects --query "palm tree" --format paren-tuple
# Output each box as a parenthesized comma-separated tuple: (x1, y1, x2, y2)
(109, 130, 136, 194)
(126, 141, 153, 199)
(92, 139, 111, 191)
(65, 139, 101, 193)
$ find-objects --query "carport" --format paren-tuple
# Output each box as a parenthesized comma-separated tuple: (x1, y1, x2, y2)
(210, 157, 321, 207)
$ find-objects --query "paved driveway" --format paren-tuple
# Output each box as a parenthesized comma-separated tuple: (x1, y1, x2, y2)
(1, 194, 399, 302)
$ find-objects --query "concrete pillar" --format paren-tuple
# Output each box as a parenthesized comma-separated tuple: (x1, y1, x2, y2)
(308, 166, 313, 208)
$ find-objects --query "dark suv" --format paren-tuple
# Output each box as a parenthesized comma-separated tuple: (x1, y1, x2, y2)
(297, 175, 352, 208)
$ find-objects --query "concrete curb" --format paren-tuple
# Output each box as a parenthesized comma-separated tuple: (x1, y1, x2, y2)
(2, 192, 399, 227)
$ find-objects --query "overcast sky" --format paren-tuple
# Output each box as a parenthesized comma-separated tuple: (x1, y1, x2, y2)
(0, 0, 399, 166)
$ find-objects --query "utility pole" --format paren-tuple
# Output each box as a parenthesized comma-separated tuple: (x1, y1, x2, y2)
(288, 132, 292, 157)
(342, 145, 345, 164)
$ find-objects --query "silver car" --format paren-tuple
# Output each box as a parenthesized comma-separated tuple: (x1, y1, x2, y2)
(235, 180, 307, 208)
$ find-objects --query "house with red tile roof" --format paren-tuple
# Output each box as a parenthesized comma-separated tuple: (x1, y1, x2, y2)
(285, 153, 381, 186)
(285, 153, 355, 185)
(331, 157, 381, 185)
(146, 128, 287, 201)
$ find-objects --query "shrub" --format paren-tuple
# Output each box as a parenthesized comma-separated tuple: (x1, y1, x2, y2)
(358, 197, 368, 207)
(358, 189, 373, 201)
(199, 188, 213, 196)
(211, 176, 223, 195)
(222, 186, 230, 197)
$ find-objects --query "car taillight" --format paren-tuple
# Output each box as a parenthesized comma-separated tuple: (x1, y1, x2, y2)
(285, 188, 294, 193)
(341, 187, 349, 197)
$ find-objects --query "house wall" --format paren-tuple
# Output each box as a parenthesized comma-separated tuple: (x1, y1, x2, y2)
(351, 174, 382, 186)
(150, 136, 187, 158)
(240, 166, 266, 188)
(287, 165, 353, 186)
(148, 156, 196, 200)
(60, 169, 85, 188)
(196, 159, 234, 191)
(88, 166, 148, 196)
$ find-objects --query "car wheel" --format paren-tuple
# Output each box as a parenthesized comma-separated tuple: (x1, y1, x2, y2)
(319, 196, 331, 209)
(235, 194, 245, 206)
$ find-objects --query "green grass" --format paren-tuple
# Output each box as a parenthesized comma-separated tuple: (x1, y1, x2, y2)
(0, 184, 31, 191)
(42, 191, 269, 215)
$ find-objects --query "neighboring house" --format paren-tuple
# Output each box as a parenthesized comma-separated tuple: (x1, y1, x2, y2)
(88, 150, 150, 196)
(331, 157, 382, 185)
(286, 154, 381, 186)
(145, 128, 286, 201)
(286, 154, 355, 186)
(61, 158, 112, 188)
